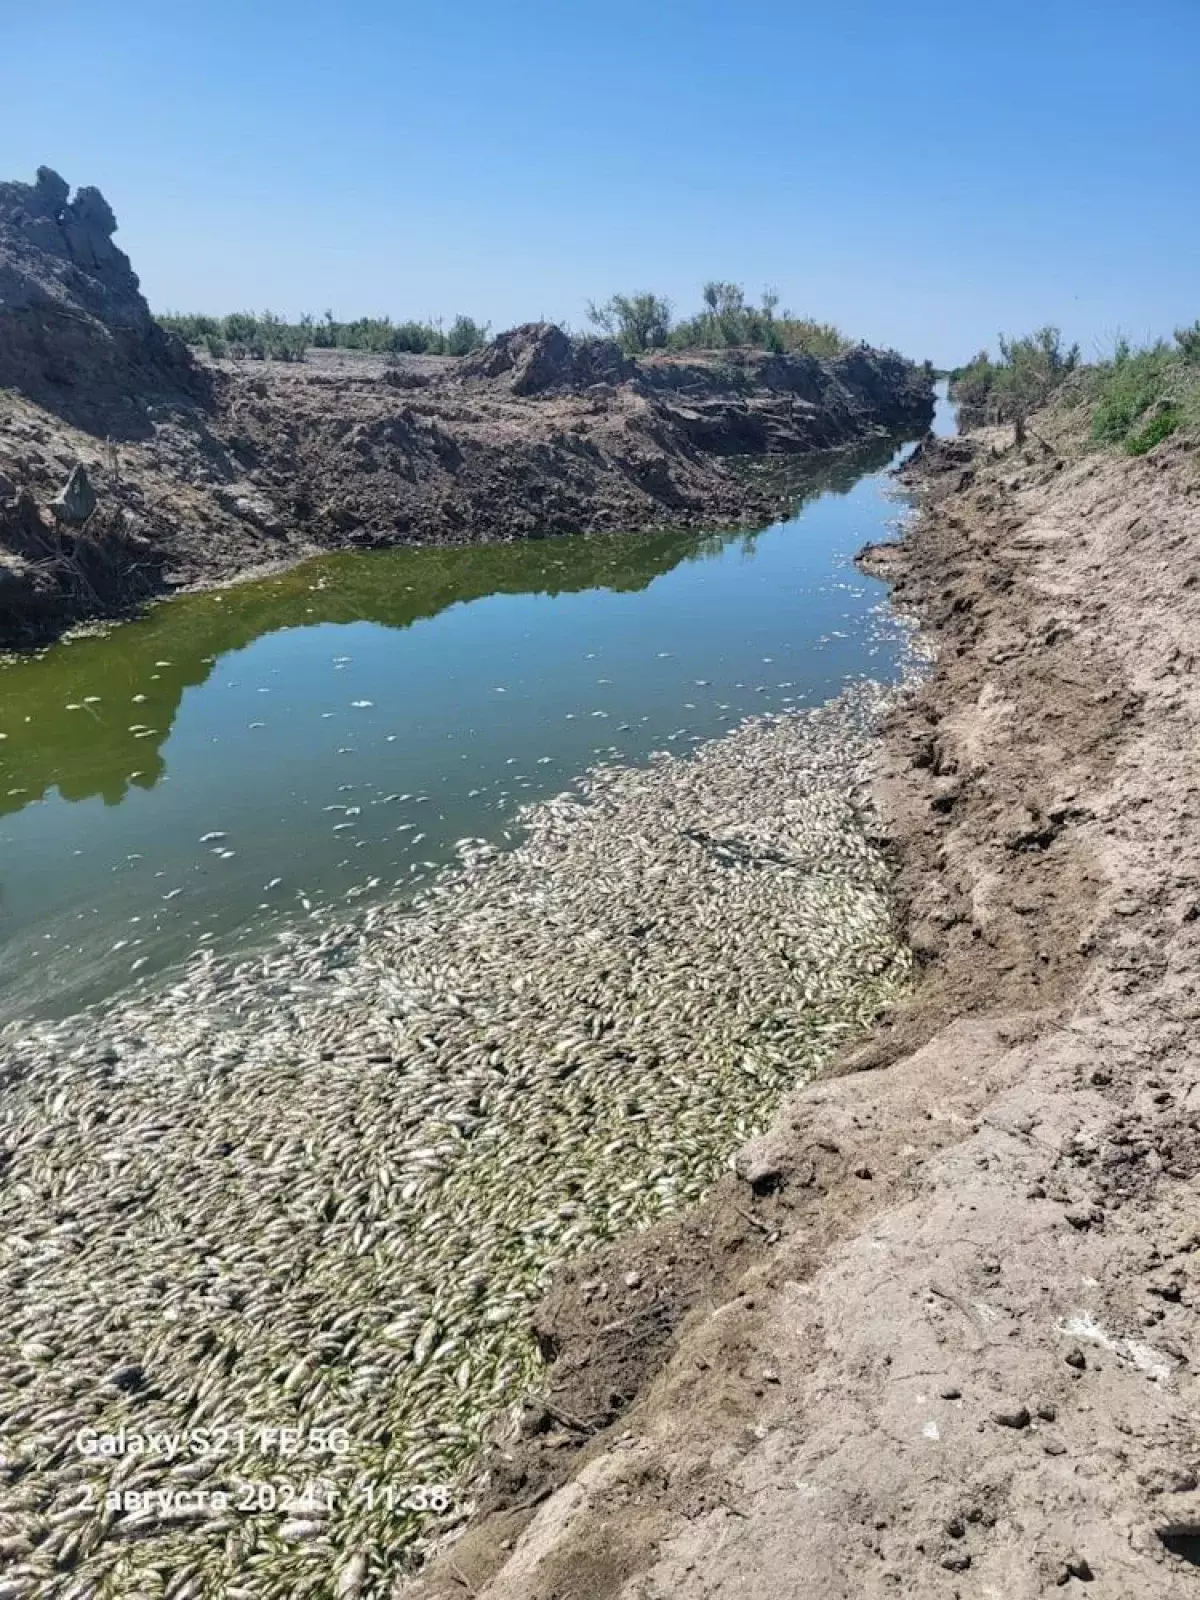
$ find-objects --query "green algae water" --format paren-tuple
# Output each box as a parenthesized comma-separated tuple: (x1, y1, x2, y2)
(0, 429, 930, 1018)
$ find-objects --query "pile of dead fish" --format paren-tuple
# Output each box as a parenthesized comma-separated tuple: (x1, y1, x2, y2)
(0, 683, 910, 1600)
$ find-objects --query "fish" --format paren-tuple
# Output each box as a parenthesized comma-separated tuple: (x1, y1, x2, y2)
(0, 677, 911, 1596)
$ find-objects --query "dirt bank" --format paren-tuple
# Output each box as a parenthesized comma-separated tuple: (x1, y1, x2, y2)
(0, 170, 932, 646)
(405, 415, 1200, 1597)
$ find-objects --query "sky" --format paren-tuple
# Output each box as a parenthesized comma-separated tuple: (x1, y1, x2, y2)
(4, 0, 1198, 367)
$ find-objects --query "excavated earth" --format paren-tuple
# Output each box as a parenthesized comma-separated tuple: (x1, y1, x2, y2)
(403, 415, 1200, 1598)
(0, 169, 932, 646)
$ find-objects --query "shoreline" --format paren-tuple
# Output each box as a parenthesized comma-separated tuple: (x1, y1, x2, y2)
(1, 421, 918, 662)
(0, 332, 933, 650)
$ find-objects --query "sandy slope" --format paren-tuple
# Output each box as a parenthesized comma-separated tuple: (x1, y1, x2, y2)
(406, 418, 1200, 1597)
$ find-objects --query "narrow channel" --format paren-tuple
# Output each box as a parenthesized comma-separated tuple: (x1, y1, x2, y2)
(1, 390, 952, 1020)
(2, 391, 954, 1596)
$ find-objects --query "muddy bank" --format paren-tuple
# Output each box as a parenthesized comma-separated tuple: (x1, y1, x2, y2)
(405, 415, 1200, 1597)
(0, 170, 933, 646)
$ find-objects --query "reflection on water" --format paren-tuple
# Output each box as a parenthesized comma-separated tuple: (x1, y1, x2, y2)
(1, 430, 920, 1017)
(0, 526, 733, 821)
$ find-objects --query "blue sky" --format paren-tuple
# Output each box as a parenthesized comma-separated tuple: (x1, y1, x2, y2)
(5, 0, 1197, 365)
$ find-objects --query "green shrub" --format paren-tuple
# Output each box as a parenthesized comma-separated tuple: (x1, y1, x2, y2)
(586, 292, 674, 353)
(158, 312, 222, 345)
(1062, 327, 1200, 452)
(950, 327, 1080, 423)
(948, 321, 1199, 452)
(771, 317, 849, 358)
(1090, 343, 1175, 444)
(391, 320, 439, 353)
(156, 307, 491, 360)
(221, 311, 261, 350)
(586, 282, 850, 358)
(445, 315, 491, 355)
(1125, 408, 1180, 455)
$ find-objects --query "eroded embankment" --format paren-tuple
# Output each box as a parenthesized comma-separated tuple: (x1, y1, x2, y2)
(0, 168, 933, 645)
(0, 336, 931, 647)
(404, 420, 1200, 1599)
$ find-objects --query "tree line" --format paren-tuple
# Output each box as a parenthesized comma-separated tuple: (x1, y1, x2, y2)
(158, 282, 856, 365)
(157, 310, 491, 362)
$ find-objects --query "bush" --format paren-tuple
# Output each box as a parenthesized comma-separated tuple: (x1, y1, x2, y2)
(586, 292, 674, 354)
(586, 282, 850, 358)
(445, 315, 491, 356)
(950, 327, 1080, 424)
(769, 317, 849, 358)
(159, 312, 223, 345)
(670, 281, 848, 356)
(221, 311, 261, 352)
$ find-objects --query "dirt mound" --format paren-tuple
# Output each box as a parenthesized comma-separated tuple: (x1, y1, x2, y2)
(459, 322, 633, 394)
(641, 345, 935, 455)
(0, 168, 934, 645)
(0, 167, 201, 436)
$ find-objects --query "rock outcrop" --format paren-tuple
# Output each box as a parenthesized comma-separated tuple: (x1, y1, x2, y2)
(0, 167, 201, 434)
(50, 462, 97, 524)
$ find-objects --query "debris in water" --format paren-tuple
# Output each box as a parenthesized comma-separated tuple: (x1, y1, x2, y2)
(0, 683, 912, 1594)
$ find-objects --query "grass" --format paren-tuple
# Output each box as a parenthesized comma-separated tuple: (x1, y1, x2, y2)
(1085, 327, 1200, 453)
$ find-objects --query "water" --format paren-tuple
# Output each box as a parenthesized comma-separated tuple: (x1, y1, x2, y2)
(0, 400, 951, 1019)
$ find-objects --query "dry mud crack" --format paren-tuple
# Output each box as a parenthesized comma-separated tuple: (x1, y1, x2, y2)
(408, 424, 1200, 1598)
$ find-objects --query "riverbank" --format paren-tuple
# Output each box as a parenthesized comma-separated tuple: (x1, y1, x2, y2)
(0, 340, 932, 648)
(0, 171, 933, 647)
(403, 412, 1200, 1597)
